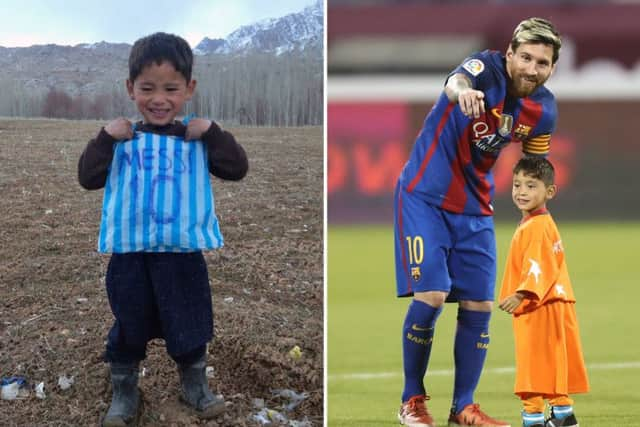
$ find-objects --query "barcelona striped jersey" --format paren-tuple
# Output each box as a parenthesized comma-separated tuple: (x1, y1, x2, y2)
(98, 131, 223, 253)
(398, 49, 557, 215)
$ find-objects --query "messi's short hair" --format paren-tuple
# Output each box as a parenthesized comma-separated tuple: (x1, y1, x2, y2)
(513, 156, 555, 186)
(128, 32, 193, 82)
(510, 17, 561, 64)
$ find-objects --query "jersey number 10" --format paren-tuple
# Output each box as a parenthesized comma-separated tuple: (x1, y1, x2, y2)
(405, 236, 424, 265)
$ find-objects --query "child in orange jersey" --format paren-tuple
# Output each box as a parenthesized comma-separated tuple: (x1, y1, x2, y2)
(498, 157, 589, 427)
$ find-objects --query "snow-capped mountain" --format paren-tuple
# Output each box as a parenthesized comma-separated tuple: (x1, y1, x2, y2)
(194, 1, 323, 56)
(0, 1, 323, 108)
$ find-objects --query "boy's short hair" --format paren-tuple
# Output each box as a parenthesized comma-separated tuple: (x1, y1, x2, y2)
(128, 32, 193, 82)
(513, 156, 555, 186)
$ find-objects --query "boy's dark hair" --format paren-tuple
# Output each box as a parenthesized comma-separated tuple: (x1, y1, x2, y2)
(513, 156, 555, 186)
(128, 32, 193, 82)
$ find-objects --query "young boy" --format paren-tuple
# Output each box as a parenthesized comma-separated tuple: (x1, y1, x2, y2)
(78, 32, 248, 426)
(498, 157, 589, 427)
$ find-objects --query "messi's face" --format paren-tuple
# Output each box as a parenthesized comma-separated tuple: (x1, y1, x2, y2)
(505, 42, 556, 98)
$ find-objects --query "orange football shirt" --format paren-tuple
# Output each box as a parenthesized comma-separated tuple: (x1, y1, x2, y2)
(500, 211, 589, 396)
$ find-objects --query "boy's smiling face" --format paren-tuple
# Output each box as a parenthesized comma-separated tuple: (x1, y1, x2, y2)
(512, 170, 556, 216)
(126, 61, 195, 126)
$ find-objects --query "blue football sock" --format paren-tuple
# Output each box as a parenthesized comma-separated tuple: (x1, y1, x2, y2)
(401, 300, 442, 402)
(551, 405, 573, 419)
(522, 411, 544, 426)
(451, 309, 491, 413)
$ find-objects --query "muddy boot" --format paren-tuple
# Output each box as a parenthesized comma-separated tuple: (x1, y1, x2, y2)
(178, 355, 225, 418)
(102, 362, 141, 427)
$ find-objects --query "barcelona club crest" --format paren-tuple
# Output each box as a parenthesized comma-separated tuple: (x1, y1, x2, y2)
(411, 267, 421, 282)
(514, 124, 532, 141)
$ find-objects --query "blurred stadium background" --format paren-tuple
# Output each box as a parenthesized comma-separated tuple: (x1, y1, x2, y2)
(327, 1, 640, 426)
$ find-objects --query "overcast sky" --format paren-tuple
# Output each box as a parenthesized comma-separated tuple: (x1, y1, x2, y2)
(0, 0, 319, 48)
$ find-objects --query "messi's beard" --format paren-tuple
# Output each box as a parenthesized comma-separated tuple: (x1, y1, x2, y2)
(508, 73, 544, 97)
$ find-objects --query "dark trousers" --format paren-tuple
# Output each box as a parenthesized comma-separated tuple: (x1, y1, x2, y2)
(104, 252, 213, 364)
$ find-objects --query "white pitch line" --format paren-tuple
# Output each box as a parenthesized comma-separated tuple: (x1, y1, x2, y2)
(329, 361, 640, 381)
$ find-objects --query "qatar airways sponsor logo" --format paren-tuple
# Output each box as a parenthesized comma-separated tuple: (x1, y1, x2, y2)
(471, 114, 513, 153)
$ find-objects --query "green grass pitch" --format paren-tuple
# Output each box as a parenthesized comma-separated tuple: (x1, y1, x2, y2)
(328, 222, 640, 426)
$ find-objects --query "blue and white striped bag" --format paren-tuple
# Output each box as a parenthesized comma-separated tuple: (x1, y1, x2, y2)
(98, 125, 223, 253)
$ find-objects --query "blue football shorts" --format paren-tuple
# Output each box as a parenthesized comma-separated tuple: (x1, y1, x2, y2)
(393, 183, 496, 301)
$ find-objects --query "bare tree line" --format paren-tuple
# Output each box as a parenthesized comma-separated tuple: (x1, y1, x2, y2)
(190, 53, 323, 126)
(0, 53, 322, 126)
(0, 79, 47, 118)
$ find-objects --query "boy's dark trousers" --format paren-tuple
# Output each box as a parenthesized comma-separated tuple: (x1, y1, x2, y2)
(101, 252, 225, 424)
(104, 252, 214, 364)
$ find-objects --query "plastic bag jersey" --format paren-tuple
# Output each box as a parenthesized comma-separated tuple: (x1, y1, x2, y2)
(98, 130, 223, 253)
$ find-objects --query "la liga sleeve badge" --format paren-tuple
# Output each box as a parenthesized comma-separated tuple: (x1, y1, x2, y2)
(462, 59, 485, 76)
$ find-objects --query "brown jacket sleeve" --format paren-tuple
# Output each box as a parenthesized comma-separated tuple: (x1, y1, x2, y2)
(78, 121, 247, 189)
(202, 122, 248, 181)
(77, 128, 117, 190)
